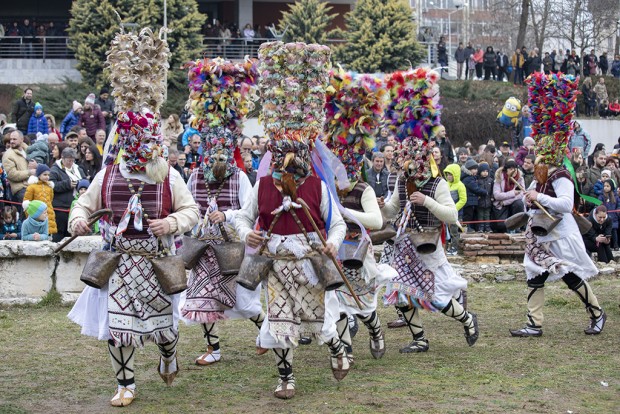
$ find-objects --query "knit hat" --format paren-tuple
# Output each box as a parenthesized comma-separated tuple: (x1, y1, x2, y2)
(72, 100, 82, 112)
(34, 102, 43, 111)
(323, 67, 386, 181)
(604, 179, 616, 191)
(465, 159, 479, 170)
(35, 164, 50, 177)
(84, 93, 96, 105)
(601, 169, 612, 178)
(523, 137, 535, 147)
(100, 87, 109, 95)
(77, 178, 90, 192)
(26, 200, 47, 220)
(478, 162, 490, 173)
(36, 132, 48, 142)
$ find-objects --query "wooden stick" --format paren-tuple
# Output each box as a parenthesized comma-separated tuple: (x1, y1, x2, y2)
(54, 209, 113, 253)
(258, 211, 282, 256)
(509, 177, 557, 221)
(296, 197, 364, 310)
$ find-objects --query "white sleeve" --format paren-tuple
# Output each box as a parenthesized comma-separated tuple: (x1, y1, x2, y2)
(321, 181, 346, 249)
(235, 179, 260, 243)
(68, 169, 105, 234)
(536, 177, 574, 214)
(381, 177, 402, 219)
(422, 179, 458, 224)
(224, 170, 252, 223)
(346, 185, 384, 230)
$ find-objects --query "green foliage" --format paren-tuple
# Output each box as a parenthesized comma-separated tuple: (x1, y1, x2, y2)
(333, 0, 423, 73)
(37, 289, 63, 307)
(279, 0, 336, 44)
(68, 0, 204, 94)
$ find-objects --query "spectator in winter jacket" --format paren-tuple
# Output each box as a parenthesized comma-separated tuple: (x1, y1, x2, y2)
(50, 147, 85, 242)
(476, 163, 494, 232)
(60, 101, 83, 138)
(483, 46, 496, 80)
(21, 199, 49, 241)
(599, 52, 609, 75)
(454, 42, 466, 80)
(568, 122, 591, 155)
(520, 154, 536, 189)
(433, 125, 456, 163)
(461, 159, 488, 232)
(95, 87, 115, 133)
(592, 169, 612, 197)
(444, 163, 466, 255)
(542, 52, 553, 74)
(26, 133, 50, 166)
(611, 55, 620, 78)
(586, 150, 607, 190)
(2, 129, 37, 205)
(464, 42, 475, 79)
(11, 87, 34, 134)
(598, 179, 619, 249)
(79, 94, 106, 140)
(27, 102, 48, 135)
(492, 159, 525, 232)
(0, 205, 22, 240)
(583, 205, 613, 263)
(515, 136, 535, 166)
(23, 163, 57, 235)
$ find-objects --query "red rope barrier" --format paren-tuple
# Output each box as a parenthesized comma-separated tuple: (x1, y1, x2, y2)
(1, 199, 71, 213)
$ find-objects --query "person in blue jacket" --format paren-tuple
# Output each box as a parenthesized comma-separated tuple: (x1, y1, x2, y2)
(461, 159, 489, 232)
(27, 102, 49, 135)
(60, 101, 83, 138)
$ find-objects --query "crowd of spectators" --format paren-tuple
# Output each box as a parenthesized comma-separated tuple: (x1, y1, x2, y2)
(0, 19, 68, 57)
(0, 86, 271, 243)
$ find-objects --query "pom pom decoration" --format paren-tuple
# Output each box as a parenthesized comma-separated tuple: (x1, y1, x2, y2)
(525, 72, 579, 167)
(323, 67, 387, 181)
(186, 57, 259, 137)
(384, 67, 442, 143)
(258, 41, 331, 145)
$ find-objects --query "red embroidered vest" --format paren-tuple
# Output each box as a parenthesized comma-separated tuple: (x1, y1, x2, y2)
(258, 175, 325, 236)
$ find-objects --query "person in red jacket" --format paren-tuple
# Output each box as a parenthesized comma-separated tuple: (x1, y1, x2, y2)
(79, 93, 106, 140)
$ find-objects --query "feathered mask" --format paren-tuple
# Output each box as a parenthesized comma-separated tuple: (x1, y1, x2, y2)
(104, 27, 170, 172)
(526, 72, 579, 167)
(323, 68, 386, 181)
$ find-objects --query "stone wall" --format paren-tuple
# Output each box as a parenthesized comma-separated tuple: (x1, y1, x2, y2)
(459, 233, 526, 261)
(0, 237, 101, 304)
(0, 59, 82, 84)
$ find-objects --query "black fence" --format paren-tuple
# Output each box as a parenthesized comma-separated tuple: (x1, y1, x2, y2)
(0, 36, 73, 59)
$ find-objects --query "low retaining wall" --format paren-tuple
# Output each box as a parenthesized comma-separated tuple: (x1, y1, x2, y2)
(459, 233, 526, 261)
(0, 237, 101, 304)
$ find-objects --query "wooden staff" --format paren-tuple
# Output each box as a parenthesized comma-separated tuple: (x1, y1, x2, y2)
(258, 211, 283, 256)
(296, 197, 364, 310)
(54, 209, 113, 253)
(509, 177, 556, 221)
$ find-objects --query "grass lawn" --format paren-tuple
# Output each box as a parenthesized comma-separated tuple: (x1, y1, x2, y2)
(1, 277, 619, 414)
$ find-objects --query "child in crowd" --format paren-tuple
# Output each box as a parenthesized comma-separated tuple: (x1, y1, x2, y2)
(444, 164, 466, 255)
(23, 164, 57, 236)
(70, 179, 99, 234)
(27, 102, 49, 135)
(515, 137, 535, 167)
(598, 179, 619, 250)
(461, 159, 488, 232)
(593, 169, 612, 197)
(0, 206, 21, 240)
(21, 200, 49, 241)
(476, 162, 494, 233)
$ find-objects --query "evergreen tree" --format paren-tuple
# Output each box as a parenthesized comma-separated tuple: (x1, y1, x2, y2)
(333, 0, 423, 73)
(279, 0, 335, 44)
(68, 0, 204, 92)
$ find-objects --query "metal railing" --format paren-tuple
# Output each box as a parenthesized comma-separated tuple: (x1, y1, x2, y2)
(200, 37, 346, 60)
(0, 36, 74, 59)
